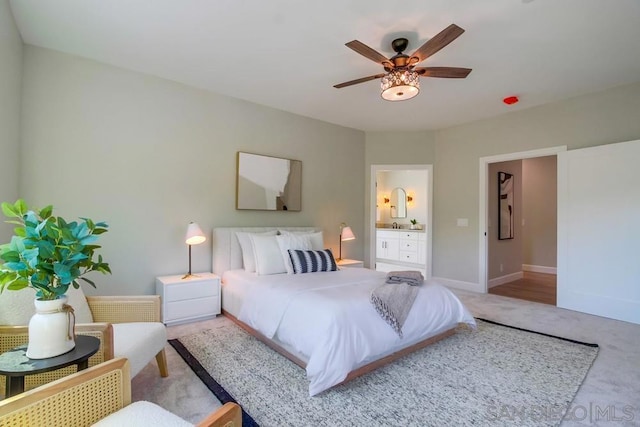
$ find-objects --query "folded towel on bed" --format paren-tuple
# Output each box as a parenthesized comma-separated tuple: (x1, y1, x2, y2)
(370, 282, 419, 338)
(385, 270, 424, 286)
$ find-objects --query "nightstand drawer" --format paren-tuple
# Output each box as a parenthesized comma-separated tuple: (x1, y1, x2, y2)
(166, 296, 220, 321)
(165, 280, 218, 302)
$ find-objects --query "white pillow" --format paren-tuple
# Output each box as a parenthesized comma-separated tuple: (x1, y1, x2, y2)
(279, 230, 324, 250)
(276, 234, 311, 274)
(250, 234, 287, 275)
(235, 230, 277, 272)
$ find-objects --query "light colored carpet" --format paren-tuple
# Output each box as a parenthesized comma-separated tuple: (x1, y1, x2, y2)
(174, 319, 598, 427)
(132, 290, 640, 426)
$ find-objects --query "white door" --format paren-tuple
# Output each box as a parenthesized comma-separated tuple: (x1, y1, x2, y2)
(557, 139, 640, 324)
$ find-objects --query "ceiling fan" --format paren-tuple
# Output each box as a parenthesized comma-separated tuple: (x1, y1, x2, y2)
(334, 24, 472, 101)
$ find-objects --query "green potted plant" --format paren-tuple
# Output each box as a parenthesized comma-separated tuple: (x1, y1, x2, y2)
(0, 199, 111, 358)
(410, 219, 419, 230)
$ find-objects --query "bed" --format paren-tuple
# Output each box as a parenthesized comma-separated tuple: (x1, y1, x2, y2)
(212, 227, 476, 396)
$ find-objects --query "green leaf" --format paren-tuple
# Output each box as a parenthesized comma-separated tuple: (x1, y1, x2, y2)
(53, 263, 72, 284)
(66, 252, 88, 265)
(80, 235, 98, 245)
(79, 277, 96, 288)
(39, 205, 53, 219)
(22, 247, 40, 269)
(73, 222, 90, 239)
(4, 261, 27, 271)
(15, 200, 28, 216)
(7, 276, 29, 291)
(36, 240, 55, 259)
(1, 201, 19, 218)
(0, 250, 20, 263)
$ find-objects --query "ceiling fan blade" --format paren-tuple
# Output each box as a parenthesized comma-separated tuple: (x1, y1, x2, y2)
(415, 67, 472, 78)
(333, 74, 386, 89)
(345, 40, 393, 67)
(410, 24, 465, 64)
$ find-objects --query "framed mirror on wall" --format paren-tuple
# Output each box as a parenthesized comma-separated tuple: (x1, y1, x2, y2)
(389, 187, 407, 218)
(236, 152, 302, 211)
(498, 171, 514, 239)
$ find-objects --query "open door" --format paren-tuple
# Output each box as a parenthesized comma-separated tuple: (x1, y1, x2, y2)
(557, 139, 640, 324)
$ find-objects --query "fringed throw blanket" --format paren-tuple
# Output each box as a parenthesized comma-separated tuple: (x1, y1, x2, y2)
(385, 270, 424, 287)
(370, 283, 419, 337)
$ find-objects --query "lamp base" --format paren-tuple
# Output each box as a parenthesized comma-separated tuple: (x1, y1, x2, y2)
(182, 273, 200, 280)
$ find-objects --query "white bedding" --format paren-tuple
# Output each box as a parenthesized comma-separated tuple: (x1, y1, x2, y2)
(224, 268, 476, 396)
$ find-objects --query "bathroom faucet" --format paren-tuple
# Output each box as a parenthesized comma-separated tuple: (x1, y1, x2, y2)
(392, 222, 398, 229)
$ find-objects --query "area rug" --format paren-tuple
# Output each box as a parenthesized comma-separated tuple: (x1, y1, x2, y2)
(169, 318, 598, 427)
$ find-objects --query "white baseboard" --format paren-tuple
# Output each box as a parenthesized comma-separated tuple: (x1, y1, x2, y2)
(488, 271, 524, 288)
(432, 277, 481, 293)
(522, 264, 557, 275)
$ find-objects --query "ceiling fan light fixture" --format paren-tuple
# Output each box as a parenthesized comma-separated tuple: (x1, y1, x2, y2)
(380, 70, 420, 101)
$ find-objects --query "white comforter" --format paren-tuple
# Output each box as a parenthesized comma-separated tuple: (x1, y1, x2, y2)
(234, 268, 475, 396)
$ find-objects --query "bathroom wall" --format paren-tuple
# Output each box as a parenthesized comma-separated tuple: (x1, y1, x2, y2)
(376, 169, 428, 227)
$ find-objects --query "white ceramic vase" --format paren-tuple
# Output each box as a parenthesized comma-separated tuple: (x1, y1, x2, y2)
(26, 295, 76, 359)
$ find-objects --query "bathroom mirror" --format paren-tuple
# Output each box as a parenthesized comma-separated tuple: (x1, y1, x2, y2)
(390, 187, 407, 218)
(236, 152, 302, 211)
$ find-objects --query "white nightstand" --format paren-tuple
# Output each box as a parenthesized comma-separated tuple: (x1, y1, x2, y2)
(155, 272, 221, 326)
(337, 259, 364, 268)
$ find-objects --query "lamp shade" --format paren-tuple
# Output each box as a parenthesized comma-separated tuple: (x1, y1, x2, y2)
(381, 70, 420, 101)
(185, 222, 206, 245)
(340, 226, 356, 241)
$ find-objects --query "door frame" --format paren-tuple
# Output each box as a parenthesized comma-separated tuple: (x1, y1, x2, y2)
(370, 164, 433, 277)
(478, 146, 566, 293)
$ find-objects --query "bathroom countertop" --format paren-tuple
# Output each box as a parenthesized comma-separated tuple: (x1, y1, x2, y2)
(375, 226, 425, 232)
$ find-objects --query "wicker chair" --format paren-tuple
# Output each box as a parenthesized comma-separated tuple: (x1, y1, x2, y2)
(0, 286, 168, 397)
(0, 357, 242, 427)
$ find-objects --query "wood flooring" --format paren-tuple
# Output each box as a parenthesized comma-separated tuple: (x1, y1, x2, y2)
(489, 271, 557, 306)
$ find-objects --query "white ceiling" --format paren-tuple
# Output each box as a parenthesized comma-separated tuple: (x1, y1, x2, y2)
(9, 0, 640, 132)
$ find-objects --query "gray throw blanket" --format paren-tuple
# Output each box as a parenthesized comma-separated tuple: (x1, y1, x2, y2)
(385, 270, 424, 287)
(370, 282, 419, 338)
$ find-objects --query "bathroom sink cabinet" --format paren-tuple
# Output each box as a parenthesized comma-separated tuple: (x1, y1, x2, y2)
(375, 230, 427, 276)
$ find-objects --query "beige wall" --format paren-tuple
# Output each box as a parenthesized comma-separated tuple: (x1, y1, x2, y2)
(0, 0, 22, 241)
(366, 81, 640, 287)
(364, 132, 436, 266)
(522, 156, 557, 269)
(431, 82, 640, 285)
(7, 23, 640, 295)
(18, 46, 365, 295)
(376, 169, 428, 227)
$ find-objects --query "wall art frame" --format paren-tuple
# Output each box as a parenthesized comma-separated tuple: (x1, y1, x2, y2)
(236, 151, 302, 211)
(498, 171, 514, 240)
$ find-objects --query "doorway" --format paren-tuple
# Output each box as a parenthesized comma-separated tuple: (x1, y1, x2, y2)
(478, 146, 566, 304)
(369, 164, 433, 277)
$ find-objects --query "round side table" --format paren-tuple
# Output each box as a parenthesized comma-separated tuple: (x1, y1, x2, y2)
(0, 335, 100, 398)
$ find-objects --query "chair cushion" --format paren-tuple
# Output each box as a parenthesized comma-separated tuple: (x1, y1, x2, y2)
(112, 322, 167, 378)
(91, 401, 193, 426)
(0, 286, 94, 325)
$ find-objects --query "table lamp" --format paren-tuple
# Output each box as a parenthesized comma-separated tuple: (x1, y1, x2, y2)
(338, 222, 355, 261)
(183, 222, 206, 279)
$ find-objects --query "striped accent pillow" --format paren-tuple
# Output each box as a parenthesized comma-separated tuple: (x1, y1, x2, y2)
(288, 249, 338, 274)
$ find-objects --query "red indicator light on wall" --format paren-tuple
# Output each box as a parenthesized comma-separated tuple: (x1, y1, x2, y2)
(503, 96, 519, 105)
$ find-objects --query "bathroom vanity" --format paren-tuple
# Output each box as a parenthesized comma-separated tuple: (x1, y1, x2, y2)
(375, 229, 427, 276)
